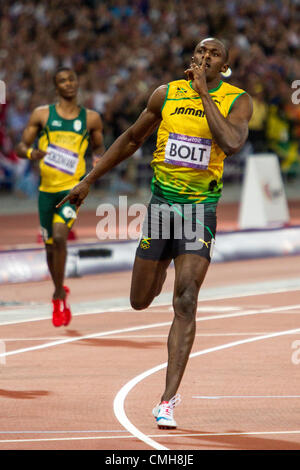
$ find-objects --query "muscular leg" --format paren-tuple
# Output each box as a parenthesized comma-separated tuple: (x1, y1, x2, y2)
(161, 254, 210, 402)
(130, 256, 171, 310)
(47, 222, 70, 300)
(45, 244, 55, 281)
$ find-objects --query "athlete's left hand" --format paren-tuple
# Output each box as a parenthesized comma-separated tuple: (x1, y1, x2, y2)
(184, 58, 208, 96)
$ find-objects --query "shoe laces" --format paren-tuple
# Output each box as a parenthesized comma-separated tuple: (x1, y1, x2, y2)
(160, 394, 181, 416)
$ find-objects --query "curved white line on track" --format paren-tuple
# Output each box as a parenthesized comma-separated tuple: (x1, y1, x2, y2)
(113, 326, 300, 451)
(1, 302, 300, 448)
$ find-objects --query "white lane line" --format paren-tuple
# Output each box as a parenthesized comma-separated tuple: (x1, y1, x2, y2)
(0, 305, 134, 327)
(1, 303, 300, 360)
(0, 321, 174, 359)
(0, 338, 71, 341)
(113, 326, 300, 451)
(1, 277, 300, 326)
(194, 304, 300, 323)
(0, 435, 134, 444)
(4, 331, 300, 341)
(192, 396, 300, 399)
(1, 429, 300, 444)
(198, 306, 242, 312)
(1, 430, 300, 444)
(0, 430, 127, 434)
(152, 430, 300, 439)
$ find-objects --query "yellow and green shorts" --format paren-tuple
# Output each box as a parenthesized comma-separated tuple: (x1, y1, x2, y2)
(38, 190, 78, 245)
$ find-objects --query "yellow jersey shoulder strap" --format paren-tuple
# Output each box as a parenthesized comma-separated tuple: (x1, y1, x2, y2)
(211, 81, 247, 116)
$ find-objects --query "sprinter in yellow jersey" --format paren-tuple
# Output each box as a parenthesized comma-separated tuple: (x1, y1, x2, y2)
(58, 38, 253, 427)
(16, 67, 104, 327)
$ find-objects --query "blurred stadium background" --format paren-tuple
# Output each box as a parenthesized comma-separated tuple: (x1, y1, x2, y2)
(1, 2, 300, 451)
(0, 0, 299, 243)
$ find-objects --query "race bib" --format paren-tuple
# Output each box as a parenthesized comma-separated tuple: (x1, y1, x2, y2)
(165, 133, 212, 170)
(44, 144, 79, 175)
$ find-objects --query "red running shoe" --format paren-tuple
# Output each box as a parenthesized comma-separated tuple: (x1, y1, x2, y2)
(52, 299, 64, 327)
(62, 285, 72, 326)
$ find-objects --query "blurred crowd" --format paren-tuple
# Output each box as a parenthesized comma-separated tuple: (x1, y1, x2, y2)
(0, 0, 299, 196)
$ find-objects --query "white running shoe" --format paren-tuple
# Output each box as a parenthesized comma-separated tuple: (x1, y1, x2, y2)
(152, 394, 181, 429)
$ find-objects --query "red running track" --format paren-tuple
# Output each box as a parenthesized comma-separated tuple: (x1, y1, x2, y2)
(0, 255, 300, 450)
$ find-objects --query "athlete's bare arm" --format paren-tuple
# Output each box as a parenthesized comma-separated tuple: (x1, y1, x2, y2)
(16, 106, 49, 160)
(85, 86, 165, 183)
(186, 61, 253, 155)
(57, 85, 167, 208)
(87, 109, 105, 166)
(200, 91, 252, 155)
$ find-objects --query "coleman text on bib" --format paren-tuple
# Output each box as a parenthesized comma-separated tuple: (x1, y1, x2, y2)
(44, 144, 79, 175)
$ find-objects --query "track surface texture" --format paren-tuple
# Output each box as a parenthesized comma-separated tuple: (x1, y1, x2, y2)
(0, 255, 300, 450)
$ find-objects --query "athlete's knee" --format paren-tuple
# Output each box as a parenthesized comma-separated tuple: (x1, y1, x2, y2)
(173, 288, 197, 321)
(45, 244, 53, 254)
(130, 293, 153, 311)
(52, 233, 67, 248)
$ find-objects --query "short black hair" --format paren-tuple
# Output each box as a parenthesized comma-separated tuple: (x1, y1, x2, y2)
(53, 67, 75, 86)
(199, 38, 229, 62)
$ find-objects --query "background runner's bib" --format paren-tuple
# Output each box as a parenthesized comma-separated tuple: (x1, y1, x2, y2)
(165, 133, 212, 170)
(44, 144, 79, 175)
(37, 104, 90, 192)
(151, 79, 247, 204)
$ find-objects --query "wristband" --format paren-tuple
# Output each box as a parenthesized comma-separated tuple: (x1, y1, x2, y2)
(26, 148, 33, 160)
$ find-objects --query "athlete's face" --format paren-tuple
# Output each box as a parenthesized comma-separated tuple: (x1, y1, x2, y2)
(55, 71, 78, 99)
(193, 40, 228, 81)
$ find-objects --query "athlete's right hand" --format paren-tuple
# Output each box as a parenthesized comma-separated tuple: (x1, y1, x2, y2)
(56, 180, 91, 209)
(31, 149, 47, 160)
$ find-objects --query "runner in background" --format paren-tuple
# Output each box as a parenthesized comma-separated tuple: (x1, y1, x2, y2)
(16, 67, 105, 327)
